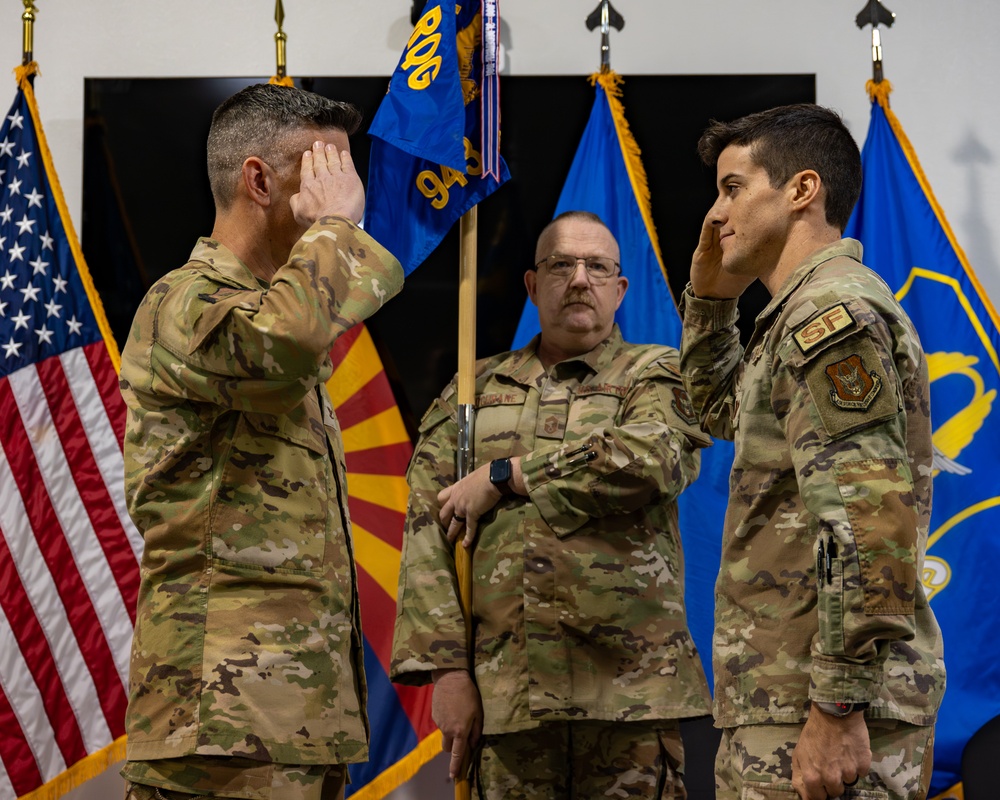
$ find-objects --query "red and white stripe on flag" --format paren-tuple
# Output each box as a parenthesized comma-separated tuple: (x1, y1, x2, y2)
(0, 342, 140, 799)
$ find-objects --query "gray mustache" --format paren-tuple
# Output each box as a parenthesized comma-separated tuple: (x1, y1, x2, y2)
(562, 292, 594, 308)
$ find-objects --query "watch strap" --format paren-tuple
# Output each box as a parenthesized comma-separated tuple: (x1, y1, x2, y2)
(814, 701, 869, 717)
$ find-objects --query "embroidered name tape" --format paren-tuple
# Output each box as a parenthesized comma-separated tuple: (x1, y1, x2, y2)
(476, 393, 522, 407)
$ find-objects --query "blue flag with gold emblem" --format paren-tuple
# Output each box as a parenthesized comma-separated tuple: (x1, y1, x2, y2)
(844, 79, 1000, 796)
(511, 71, 732, 681)
(364, 0, 509, 275)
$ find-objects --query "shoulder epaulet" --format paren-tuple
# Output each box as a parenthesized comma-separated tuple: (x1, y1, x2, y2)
(632, 344, 682, 379)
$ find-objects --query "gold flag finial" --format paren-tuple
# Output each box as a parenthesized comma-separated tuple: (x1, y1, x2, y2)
(22, 0, 38, 66)
(274, 0, 288, 81)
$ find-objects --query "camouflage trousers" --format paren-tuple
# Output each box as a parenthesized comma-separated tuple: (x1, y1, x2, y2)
(715, 719, 934, 800)
(121, 756, 347, 800)
(474, 719, 687, 800)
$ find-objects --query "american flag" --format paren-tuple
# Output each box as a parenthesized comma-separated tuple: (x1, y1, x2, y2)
(0, 71, 140, 800)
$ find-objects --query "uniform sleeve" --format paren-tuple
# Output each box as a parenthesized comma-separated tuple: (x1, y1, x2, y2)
(774, 306, 921, 704)
(678, 284, 743, 441)
(148, 216, 403, 415)
(520, 352, 711, 538)
(391, 387, 468, 685)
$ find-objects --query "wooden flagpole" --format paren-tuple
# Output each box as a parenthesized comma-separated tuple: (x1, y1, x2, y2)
(453, 206, 478, 800)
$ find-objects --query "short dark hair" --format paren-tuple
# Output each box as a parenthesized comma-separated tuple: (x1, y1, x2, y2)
(207, 83, 362, 208)
(697, 104, 862, 232)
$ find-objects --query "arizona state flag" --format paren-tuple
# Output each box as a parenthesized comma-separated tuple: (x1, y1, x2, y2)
(324, 327, 439, 799)
(364, 0, 509, 275)
(844, 79, 1000, 796)
(510, 71, 732, 677)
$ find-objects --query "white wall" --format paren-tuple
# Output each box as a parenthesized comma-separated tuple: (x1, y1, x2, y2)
(5, 1, 999, 797)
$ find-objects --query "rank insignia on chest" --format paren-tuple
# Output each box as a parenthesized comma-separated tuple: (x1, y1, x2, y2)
(671, 386, 698, 425)
(824, 354, 882, 410)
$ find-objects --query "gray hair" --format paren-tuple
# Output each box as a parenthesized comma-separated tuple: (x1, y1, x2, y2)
(207, 83, 362, 208)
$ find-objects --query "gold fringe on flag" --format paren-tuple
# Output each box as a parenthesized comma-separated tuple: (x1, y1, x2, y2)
(16, 736, 127, 800)
(348, 730, 443, 800)
(929, 781, 964, 800)
(588, 70, 674, 305)
(865, 78, 1000, 334)
(269, 74, 294, 87)
(14, 61, 123, 373)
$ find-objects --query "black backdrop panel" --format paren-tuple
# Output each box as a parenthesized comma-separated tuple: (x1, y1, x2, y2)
(83, 73, 814, 798)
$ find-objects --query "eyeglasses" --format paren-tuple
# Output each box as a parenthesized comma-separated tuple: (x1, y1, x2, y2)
(533, 254, 621, 284)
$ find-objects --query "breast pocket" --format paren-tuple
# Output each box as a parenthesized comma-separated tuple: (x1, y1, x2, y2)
(475, 389, 529, 461)
(211, 397, 331, 574)
(568, 386, 625, 437)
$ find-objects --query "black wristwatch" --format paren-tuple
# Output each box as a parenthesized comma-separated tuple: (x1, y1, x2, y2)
(814, 701, 869, 718)
(489, 458, 516, 499)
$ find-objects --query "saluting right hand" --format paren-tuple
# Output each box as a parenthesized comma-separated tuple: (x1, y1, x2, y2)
(290, 140, 365, 227)
(690, 210, 755, 300)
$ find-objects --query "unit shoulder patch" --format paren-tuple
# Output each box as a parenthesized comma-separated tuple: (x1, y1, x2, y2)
(824, 354, 881, 410)
(671, 386, 699, 425)
(804, 336, 900, 440)
(793, 303, 857, 354)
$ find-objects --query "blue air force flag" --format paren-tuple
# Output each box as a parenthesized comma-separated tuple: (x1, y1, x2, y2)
(844, 79, 1000, 796)
(366, 0, 465, 170)
(364, 0, 509, 275)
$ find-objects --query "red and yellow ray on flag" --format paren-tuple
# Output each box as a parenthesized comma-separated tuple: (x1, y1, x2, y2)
(326, 323, 439, 798)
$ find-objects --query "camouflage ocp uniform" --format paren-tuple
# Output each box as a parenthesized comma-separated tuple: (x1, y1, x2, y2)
(119, 216, 403, 776)
(680, 239, 945, 793)
(391, 326, 713, 733)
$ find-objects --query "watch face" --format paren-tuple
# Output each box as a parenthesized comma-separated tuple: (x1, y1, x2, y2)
(816, 701, 866, 717)
(490, 458, 511, 484)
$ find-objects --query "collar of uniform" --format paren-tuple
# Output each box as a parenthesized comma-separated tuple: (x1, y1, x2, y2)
(494, 333, 547, 387)
(575, 324, 624, 374)
(493, 325, 625, 386)
(754, 238, 863, 328)
(188, 237, 268, 291)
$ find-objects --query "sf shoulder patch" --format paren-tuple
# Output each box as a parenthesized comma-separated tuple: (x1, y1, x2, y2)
(825, 354, 881, 410)
(793, 303, 856, 354)
(804, 335, 900, 440)
(671, 386, 698, 425)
